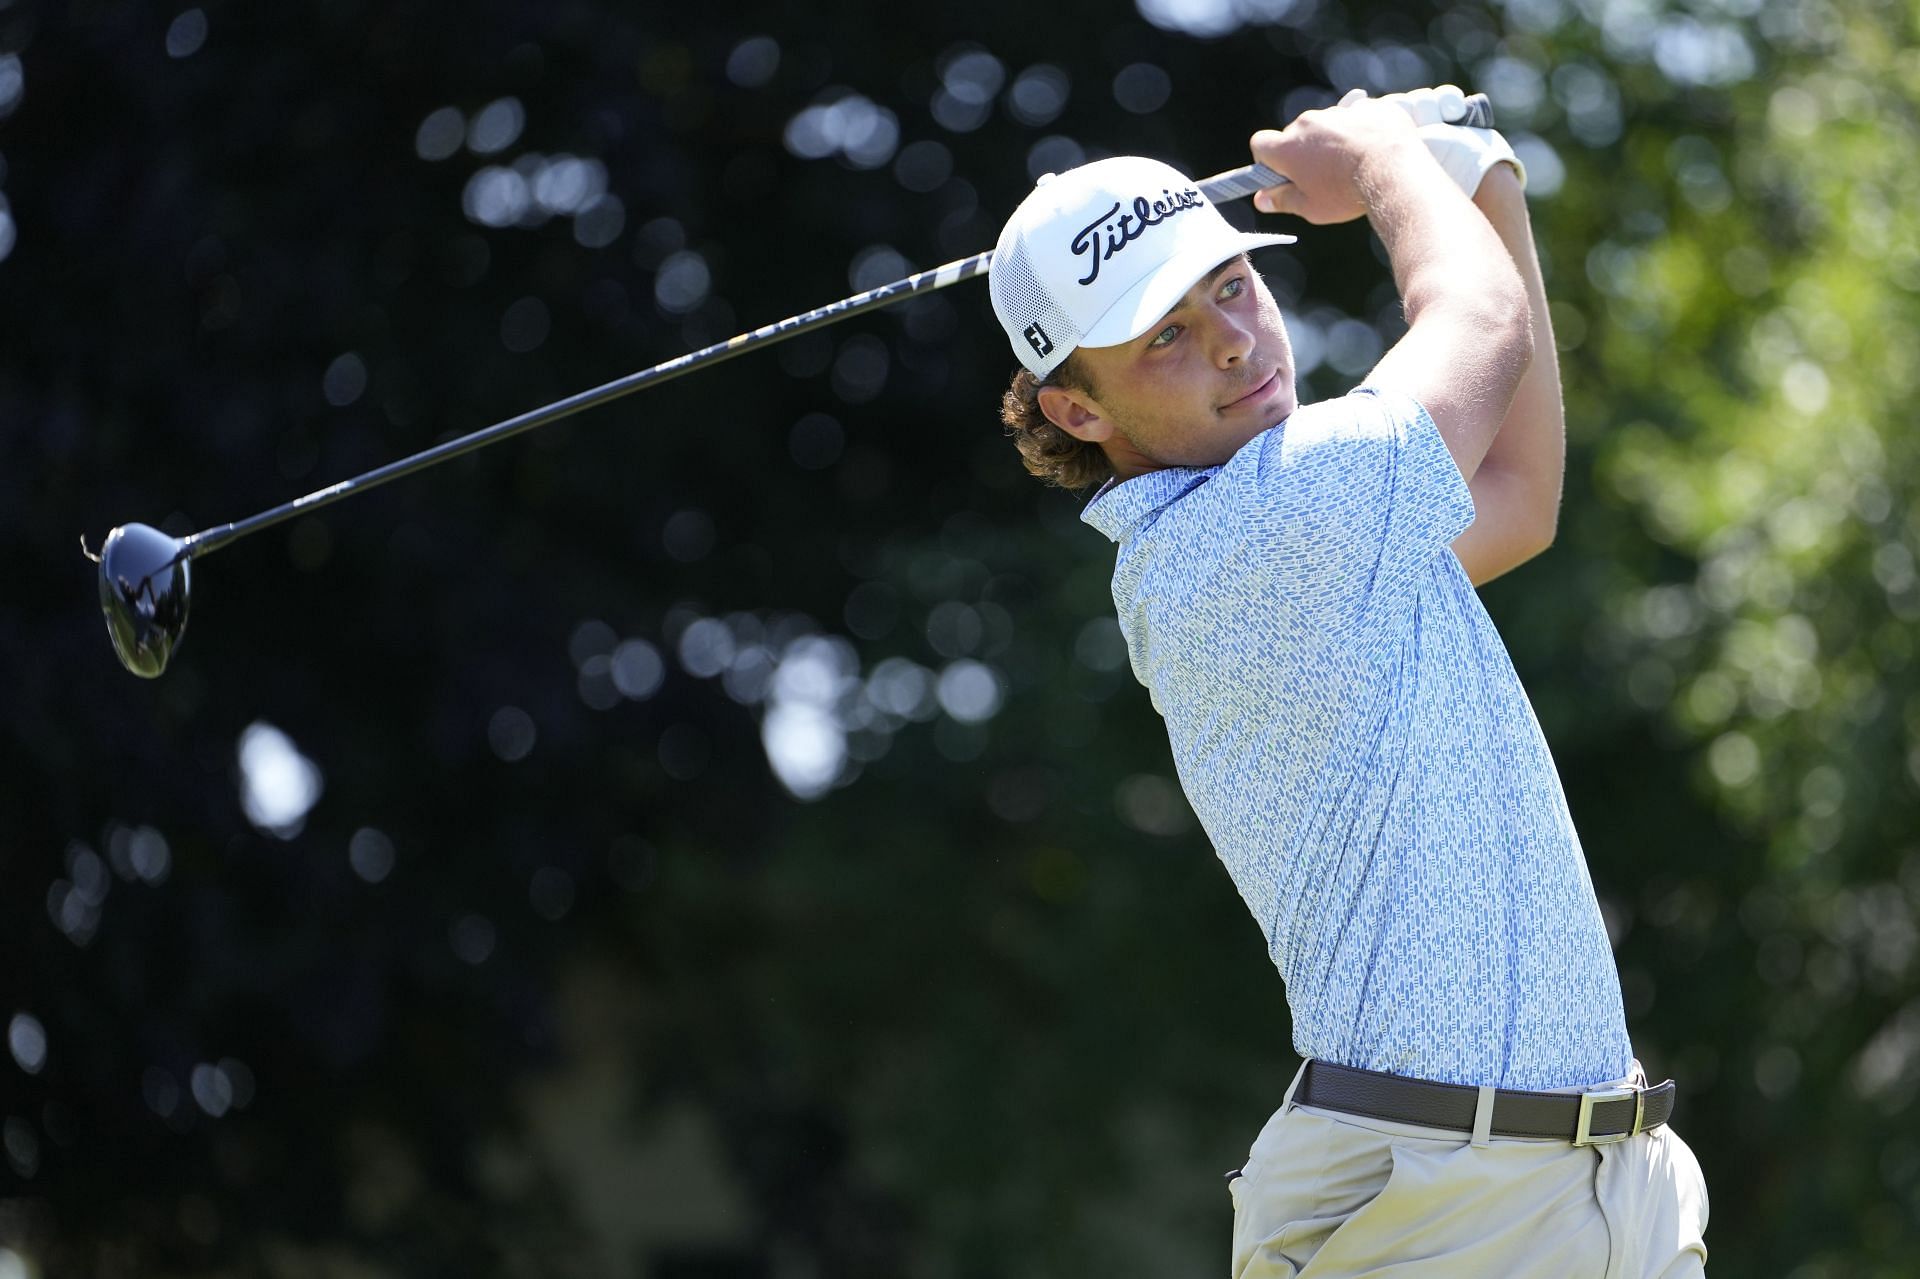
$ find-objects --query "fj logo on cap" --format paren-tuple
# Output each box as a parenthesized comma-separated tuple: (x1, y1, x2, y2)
(1023, 323, 1055, 358)
(1069, 188, 1205, 286)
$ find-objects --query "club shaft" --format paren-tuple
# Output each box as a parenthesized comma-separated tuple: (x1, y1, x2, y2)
(179, 93, 1491, 560)
(181, 249, 995, 557)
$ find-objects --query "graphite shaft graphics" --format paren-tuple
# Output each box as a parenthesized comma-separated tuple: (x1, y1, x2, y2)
(172, 94, 1491, 562)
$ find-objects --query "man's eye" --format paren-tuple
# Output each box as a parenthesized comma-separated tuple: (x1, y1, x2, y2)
(1148, 324, 1181, 348)
(1219, 276, 1245, 300)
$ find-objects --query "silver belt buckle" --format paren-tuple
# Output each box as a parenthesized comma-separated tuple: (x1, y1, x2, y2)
(1573, 1085, 1641, 1147)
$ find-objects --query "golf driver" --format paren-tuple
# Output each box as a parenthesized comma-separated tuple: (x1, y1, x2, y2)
(85, 93, 1494, 678)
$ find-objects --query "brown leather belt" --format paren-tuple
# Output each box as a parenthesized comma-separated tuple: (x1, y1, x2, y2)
(1295, 1059, 1676, 1147)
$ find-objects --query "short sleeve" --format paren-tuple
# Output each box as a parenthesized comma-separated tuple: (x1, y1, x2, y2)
(1233, 386, 1474, 636)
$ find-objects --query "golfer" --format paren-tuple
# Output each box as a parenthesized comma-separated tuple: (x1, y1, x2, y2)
(989, 89, 1710, 1276)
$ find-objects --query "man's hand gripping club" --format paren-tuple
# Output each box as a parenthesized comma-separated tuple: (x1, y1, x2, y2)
(1364, 85, 1526, 198)
(1243, 99, 1534, 488)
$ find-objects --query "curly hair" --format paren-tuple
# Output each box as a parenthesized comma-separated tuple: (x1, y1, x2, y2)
(998, 356, 1114, 491)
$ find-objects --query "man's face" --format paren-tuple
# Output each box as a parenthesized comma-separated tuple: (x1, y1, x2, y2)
(1041, 256, 1296, 478)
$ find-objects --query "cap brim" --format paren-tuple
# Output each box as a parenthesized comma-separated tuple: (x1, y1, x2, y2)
(1079, 228, 1296, 350)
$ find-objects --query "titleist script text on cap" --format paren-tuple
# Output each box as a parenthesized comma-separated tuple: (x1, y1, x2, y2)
(1071, 187, 1205, 285)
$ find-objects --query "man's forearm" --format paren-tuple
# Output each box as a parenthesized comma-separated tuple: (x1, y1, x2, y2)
(1468, 165, 1565, 550)
(1359, 142, 1529, 349)
(1349, 136, 1532, 479)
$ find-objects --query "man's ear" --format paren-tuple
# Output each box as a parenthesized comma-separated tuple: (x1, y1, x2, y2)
(1036, 383, 1113, 443)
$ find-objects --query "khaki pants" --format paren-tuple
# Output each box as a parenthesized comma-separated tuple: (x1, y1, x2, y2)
(1229, 1063, 1710, 1277)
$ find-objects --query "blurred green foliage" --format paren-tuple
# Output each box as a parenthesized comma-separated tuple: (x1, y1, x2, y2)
(3, 0, 1917, 1274)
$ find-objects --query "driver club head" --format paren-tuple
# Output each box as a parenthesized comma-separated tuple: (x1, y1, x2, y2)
(91, 523, 192, 678)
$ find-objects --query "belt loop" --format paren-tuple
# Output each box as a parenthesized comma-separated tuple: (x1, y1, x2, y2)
(1281, 1059, 1310, 1113)
(1470, 1085, 1496, 1148)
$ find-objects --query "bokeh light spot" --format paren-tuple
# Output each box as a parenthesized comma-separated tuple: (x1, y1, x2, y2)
(220, 1058, 256, 1109)
(576, 655, 618, 710)
(1026, 135, 1086, 182)
(487, 706, 537, 762)
(322, 352, 367, 407)
(190, 1062, 233, 1117)
(1116, 773, 1195, 835)
(165, 9, 208, 59)
(569, 619, 615, 667)
(8, 1012, 46, 1075)
(1325, 317, 1383, 376)
(926, 601, 983, 658)
(500, 296, 551, 353)
(726, 35, 780, 88)
(722, 645, 776, 705)
(1511, 134, 1565, 198)
(612, 638, 666, 699)
(867, 656, 936, 719)
(653, 249, 711, 315)
(0, 55, 23, 120)
(1007, 64, 1070, 127)
(678, 617, 735, 678)
(450, 914, 496, 964)
(348, 828, 395, 884)
(1709, 731, 1760, 787)
(467, 97, 525, 155)
(848, 244, 909, 294)
(762, 704, 843, 799)
(789, 412, 844, 470)
(785, 92, 899, 168)
(1652, 18, 1755, 87)
(892, 140, 953, 193)
(573, 195, 625, 248)
(414, 106, 465, 161)
(831, 334, 889, 403)
(463, 166, 532, 227)
(3, 1118, 36, 1179)
(1112, 63, 1171, 115)
(531, 155, 605, 215)
(662, 508, 716, 562)
(1137, 0, 1235, 36)
(1074, 616, 1128, 672)
(123, 826, 171, 885)
(237, 722, 325, 839)
(1480, 54, 1545, 121)
(936, 659, 1003, 723)
(632, 216, 684, 267)
(932, 48, 1004, 133)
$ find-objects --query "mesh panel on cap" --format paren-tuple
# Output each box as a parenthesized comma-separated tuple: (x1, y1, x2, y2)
(990, 225, 1080, 377)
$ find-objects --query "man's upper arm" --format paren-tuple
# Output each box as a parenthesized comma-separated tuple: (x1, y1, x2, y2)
(1450, 462, 1550, 585)
(1363, 296, 1531, 486)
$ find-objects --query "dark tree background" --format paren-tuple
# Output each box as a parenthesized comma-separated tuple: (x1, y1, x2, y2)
(4, 0, 1917, 1274)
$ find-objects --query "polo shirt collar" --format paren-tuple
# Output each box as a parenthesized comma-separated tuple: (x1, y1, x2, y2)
(1080, 465, 1217, 544)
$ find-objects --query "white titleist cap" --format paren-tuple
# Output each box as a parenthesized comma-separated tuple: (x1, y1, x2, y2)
(989, 155, 1295, 379)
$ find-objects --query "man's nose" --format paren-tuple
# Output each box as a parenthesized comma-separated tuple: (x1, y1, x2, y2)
(1205, 308, 1255, 368)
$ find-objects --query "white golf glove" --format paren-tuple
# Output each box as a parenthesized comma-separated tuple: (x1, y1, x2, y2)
(1339, 85, 1526, 197)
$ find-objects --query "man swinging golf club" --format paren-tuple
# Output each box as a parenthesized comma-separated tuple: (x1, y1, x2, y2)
(990, 87, 1711, 1276)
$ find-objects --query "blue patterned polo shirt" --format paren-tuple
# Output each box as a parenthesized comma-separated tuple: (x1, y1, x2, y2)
(1082, 385, 1633, 1091)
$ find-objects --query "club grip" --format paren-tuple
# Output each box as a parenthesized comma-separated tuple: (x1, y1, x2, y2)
(1197, 91, 1495, 202)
